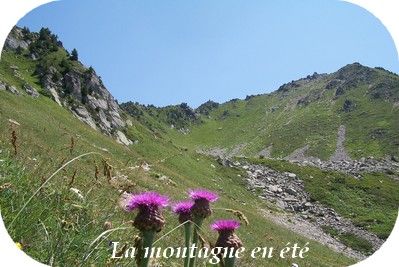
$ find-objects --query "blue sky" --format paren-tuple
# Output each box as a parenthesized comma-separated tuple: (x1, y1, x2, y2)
(17, 0, 399, 107)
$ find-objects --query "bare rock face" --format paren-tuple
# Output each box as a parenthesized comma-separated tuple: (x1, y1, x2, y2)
(64, 71, 83, 101)
(4, 27, 31, 50)
(71, 106, 97, 130)
(36, 64, 128, 142)
(4, 26, 131, 145)
(40, 66, 63, 106)
(23, 84, 39, 98)
(115, 130, 133, 146)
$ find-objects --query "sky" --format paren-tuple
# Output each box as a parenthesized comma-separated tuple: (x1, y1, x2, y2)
(17, 0, 399, 107)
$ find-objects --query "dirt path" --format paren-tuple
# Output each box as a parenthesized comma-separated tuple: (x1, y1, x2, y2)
(261, 209, 365, 260)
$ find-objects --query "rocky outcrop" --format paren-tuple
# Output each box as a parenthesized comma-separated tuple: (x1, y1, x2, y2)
(71, 106, 97, 130)
(23, 84, 39, 98)
(241, 162, 384, 254)
(115, 130, 133, 146)
(3, 26, 131, 146)
(39, 66, 128, 138)
(4, 27, 31, 50)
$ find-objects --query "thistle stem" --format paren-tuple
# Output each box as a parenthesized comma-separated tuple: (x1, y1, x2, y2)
(184, 223, 192, 267)
(224, 255, 236, 267)
(189, 218, 203, 267)
(140, 230, 155, 267)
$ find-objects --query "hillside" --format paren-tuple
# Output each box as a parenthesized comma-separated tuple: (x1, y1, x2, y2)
(1, 26, 398, 266)
(123, 64, 399, 161)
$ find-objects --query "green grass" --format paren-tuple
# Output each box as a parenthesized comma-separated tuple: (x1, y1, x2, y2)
(160, 67, 399, 160)
(321, 226, 373, 255)
(0, 88, 356, 266)
(2, 40, 397, 266)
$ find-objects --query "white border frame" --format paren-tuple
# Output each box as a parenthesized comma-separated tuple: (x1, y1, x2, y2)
(0, 0, 398, 266)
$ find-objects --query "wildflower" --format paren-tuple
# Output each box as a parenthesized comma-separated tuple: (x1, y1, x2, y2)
(211, 219, 242, 249)
(15, 242, 23, 250)
(188, 189, 218, 267)
(189, 189, 218, 219)
(123, 192, 168, 267)
(172, 201, 194, 224)
(172, 200, 194, 267)
(124, 191, 168, 232)
(211, 219, 243, 267)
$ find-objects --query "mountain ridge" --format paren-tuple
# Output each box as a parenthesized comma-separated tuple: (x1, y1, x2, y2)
(3, 26, 399, 160)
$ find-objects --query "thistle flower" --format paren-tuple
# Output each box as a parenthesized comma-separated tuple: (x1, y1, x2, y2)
(211, 219, 240, 232)
(211, 219, 242, 250)
(172, 201, 194, 223)
(173, 200, 194, 267)
(189, 189, 218, 219)
(188, 189, 218, 267)
(124, 192, 169, 232)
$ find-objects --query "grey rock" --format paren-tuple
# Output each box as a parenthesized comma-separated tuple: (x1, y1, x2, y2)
(72, 106, 97, 130)
(268, 185, 282, 193)
(115, 130, 133, 146)
(23, 84, 39, 98)
(64, 71, 82, 101)
(243, 161, 385, 253)
(285, 188, 298, 196)
(6, 85, 20, 95)
(0, 81, 6, 91)
(330, 125, 351, 161)
(5, 28, 30, 50)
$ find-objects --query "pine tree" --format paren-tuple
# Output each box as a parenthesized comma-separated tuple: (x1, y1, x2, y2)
(70, 48, 78, 61)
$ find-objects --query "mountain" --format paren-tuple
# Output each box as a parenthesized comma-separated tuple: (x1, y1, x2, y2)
(123, 63, 399, 161)
(2, 26, 132, 145)
(1, 26, 398, 266)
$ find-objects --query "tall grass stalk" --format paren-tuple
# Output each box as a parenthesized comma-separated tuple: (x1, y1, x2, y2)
(140, 230, 155, 267)
(9, 152, 100, 227)
(82, 225, 133, 265)
(184, 222, 192, 267)
(189, 218, 203, 267)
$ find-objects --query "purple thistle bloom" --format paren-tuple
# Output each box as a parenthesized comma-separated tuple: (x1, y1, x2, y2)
(123, 192, 169, 232)
(189, 189, 218, 219)
(125, 192, 169, 211)
(188, 189, 219, 202)
(211, 219, 241, 232)
(172, 200, 194, 223)
(212, 219, 243, 251)
(172, 201, 194, 214)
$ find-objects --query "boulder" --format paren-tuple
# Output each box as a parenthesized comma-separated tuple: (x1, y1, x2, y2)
(23, 84, 39, 98)
(115, 130, 133, 146)
(6, 85, 20, 95)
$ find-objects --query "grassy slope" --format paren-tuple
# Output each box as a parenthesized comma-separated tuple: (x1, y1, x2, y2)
(170, 69, 399, 160)
(0, 56, 355, 266)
